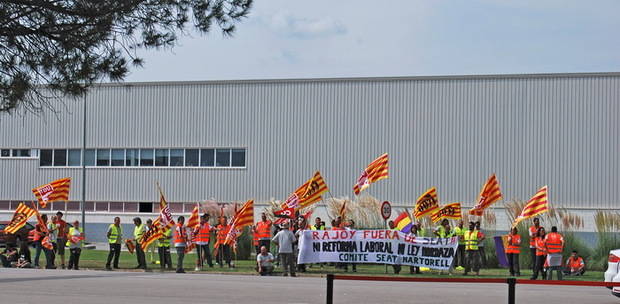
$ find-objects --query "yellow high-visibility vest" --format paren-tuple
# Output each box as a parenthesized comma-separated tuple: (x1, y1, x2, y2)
(108, 224, 122, 244)
(464, 230, 479, 251)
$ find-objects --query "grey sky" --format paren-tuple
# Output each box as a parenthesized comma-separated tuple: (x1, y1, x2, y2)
(126, 0, 620, 82)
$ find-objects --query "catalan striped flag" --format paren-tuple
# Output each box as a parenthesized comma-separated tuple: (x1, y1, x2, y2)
(413, 187, 440, 219)
(353, 153, 389, 195)
(513, 186, 549, 226)
(224, 200, 254, 245)
(32, 177, 71, 208)
(157, 189, 175, 230)
(33, 208, 54, 250)
(282, 172, 329, 211)
(469, 174, 503, 216)
(3, 203, 37, 234)
(187, 204, 200, 230)
(393, 211, 413, 233)
(140, 217, 165, 250)
(431, 203, 462, 223)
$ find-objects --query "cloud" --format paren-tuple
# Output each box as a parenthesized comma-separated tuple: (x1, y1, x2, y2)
(267, 11, 347, 39)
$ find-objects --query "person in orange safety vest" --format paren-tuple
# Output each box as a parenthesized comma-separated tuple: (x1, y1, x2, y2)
(528, 217, 541, 271)
(544, 226, 564, 280)
(564, 250, 585, 276)
(505, 227, 521, 276)
(195, 213, 214, 269)
(530, 226, 547, 280)
(253, 213, 272, 254)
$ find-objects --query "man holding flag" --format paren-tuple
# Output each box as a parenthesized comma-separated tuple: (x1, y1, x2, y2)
(174, 216, 187, 273)
(133, 217, 147, 270)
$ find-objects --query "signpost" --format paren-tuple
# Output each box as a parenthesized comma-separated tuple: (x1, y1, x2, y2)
(381, 201, 391, 273)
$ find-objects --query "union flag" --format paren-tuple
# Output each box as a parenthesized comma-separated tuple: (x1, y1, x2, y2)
(431, 203, 462, 223)
(513, 186, 549, 226)
(413, 187, 439, 219)
(224, 200, 254, 245)
(32, 178, 71, 208)
(469, 174, 502, 216)
(3, 203, 36, 234)
(353, 153, 389, 195)
(281, 172, 329, 211)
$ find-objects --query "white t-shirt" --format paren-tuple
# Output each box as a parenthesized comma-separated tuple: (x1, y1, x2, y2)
(257, 252, 274, 267)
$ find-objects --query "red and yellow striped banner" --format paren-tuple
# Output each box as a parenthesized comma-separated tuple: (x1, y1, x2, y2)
(431, 203, 462, 223)
(282, 171, 329, 211)
(32, 178, 71, 208)
(353, 153, 389, 195)
(513, 186, 549, 226)
(224, 200, 254, 245)
(3, 203, 37, 234)
(469, 174, 503, 216)
(414, 187, 439, 219)
(186, 204, 200, 230)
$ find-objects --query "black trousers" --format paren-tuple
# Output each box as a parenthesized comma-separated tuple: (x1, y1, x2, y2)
(217, 245, 231, 266)
(135, 242, 147, 269)
(455, 244, 465, 267)
(197, 244, 213, 267)
(68, 248, 81, 270)
(176, 247, 185, 272)
(158, 246, 172, 269)
(531, 255, 547, 279)
(507, 253, 520, 275)
(44, 243, 56, 268)
(530, 248, 537, 270)
(106, 243, 121, 268)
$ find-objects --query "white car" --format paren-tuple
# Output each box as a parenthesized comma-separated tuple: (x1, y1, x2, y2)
(604, 249, 620, 296)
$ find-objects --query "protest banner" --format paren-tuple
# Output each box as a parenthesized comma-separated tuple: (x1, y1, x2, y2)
(298, 229, 459, 270)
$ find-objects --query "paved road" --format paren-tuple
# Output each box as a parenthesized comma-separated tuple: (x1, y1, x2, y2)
(0, 269, 616, 304)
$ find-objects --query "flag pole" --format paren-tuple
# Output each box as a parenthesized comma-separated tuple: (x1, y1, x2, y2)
(81, 94, 87, 236)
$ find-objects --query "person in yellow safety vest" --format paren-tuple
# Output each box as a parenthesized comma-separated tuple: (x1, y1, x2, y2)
(463, 221, 482, 276)
(310, 217, 326, 230)
(453, 221, 466, 270)
(416, 221, 427, 237)
(66, 220, 83, 270)
(133, 217, 147, 270)
(544, 226, 564, 280)
(505, 227, 521, 276)
(105, 217, 122, 270)
(158, 226, 173, 270)
(475, 221, 487, 269)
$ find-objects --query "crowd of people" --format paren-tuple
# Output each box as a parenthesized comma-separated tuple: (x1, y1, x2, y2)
(0, 211, 587, 279)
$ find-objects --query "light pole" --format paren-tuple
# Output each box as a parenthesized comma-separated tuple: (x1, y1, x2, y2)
(81, 95, 87, 234)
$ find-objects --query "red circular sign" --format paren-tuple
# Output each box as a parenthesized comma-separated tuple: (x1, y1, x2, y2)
(380, 201, 392, 220)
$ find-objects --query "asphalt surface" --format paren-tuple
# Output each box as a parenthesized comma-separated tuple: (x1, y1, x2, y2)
(0, 268, 616, 304)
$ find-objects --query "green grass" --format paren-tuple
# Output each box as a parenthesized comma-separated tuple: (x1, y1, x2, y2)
(36, 248, 605, 281)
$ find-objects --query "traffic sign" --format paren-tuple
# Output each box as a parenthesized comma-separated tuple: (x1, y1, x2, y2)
(380, 201, 392, 220)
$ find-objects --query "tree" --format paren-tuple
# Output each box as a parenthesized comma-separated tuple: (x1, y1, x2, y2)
(0, 0, 252, 113)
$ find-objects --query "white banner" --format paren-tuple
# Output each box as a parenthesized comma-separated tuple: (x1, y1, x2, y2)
(298, 229, 459, 270)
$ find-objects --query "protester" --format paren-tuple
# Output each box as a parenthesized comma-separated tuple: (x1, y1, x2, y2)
(529, 218, 541, 271)
(174, 216, 187, 273)
(216, 216, 232, 268)
(295, 216, 309, 272)
(158, 225, 173, 270)
(33, 213, 47, 268)
(0, 246, 18, 267)
(544, 226, 564, 280)
(105, 217, 123, 270)
(133, 217, 147, 270)
(146, 219, 157, 265)
(66, 220, 83, 270)
(475, 221, 486, 268)
(272, 222, 296, 277)
(453, 220, 466, 270)
(55, 211, 68, 269)
(409, 224, 421, 274)
(505, 227, 521, 276)
(195, 213, 214, 270)
(530, 227, 547, 280)
(564, 251, 585, 276)
(388, 220, 402, 274)
(256, 212, 273, 252)
(464, 222, 482, 276)
(15, 254, 32, 268)
(46, 215, 58, 269)
(311, 217, 326, 230)
(342, 219, 357, 273)
(256, 245, 275, 276)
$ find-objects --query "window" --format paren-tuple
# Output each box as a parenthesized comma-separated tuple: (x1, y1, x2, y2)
(140, 149, 153, 166)
(126, 149, 139, 166)
(231, 149, 246, 167)
(185, 149, 199, 167)
(215, 149, 230, 167)
(170, 149, 183, 167)
(96, 149, 110, 166)
(68, 149, 81, 166)
(40, 149, 53, 166)
(12, 149, 30, 157)
(111, 149, 125, 166)
(84, 149, 95, 166)
(155, 149, 169, 167)
(51, 149, 66, 166)
(139, 202, 153, 213)
(200, 149, 214, 167)
(0, 149, 9, 157)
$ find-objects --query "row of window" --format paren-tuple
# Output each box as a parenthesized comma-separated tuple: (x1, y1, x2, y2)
(39, 148, 246, 168)
(0, 200, 203, 214)
(0, 149, 38, 158)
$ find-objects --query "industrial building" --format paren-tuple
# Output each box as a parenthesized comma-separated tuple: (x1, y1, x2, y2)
(0, 72, 618, 237)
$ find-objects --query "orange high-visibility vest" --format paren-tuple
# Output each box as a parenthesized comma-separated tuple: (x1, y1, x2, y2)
(535, 237, 546, 256)
(505, 234, 521, 254)
(544, 232, 564, 254)
(253, 232, 259, 246)
(216, 224, 229, 243)
(568, 257, 584, 269)
(196, 223, 211, 243)
(529, 226, 538, 248)
(256, 221, 272, 239)
(174, 223, 186, 244)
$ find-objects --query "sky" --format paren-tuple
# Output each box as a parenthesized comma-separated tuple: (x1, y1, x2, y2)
(125, 0, 620, 82)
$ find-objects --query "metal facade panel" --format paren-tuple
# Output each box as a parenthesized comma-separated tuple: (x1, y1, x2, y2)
(0, 74, 618, 209)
